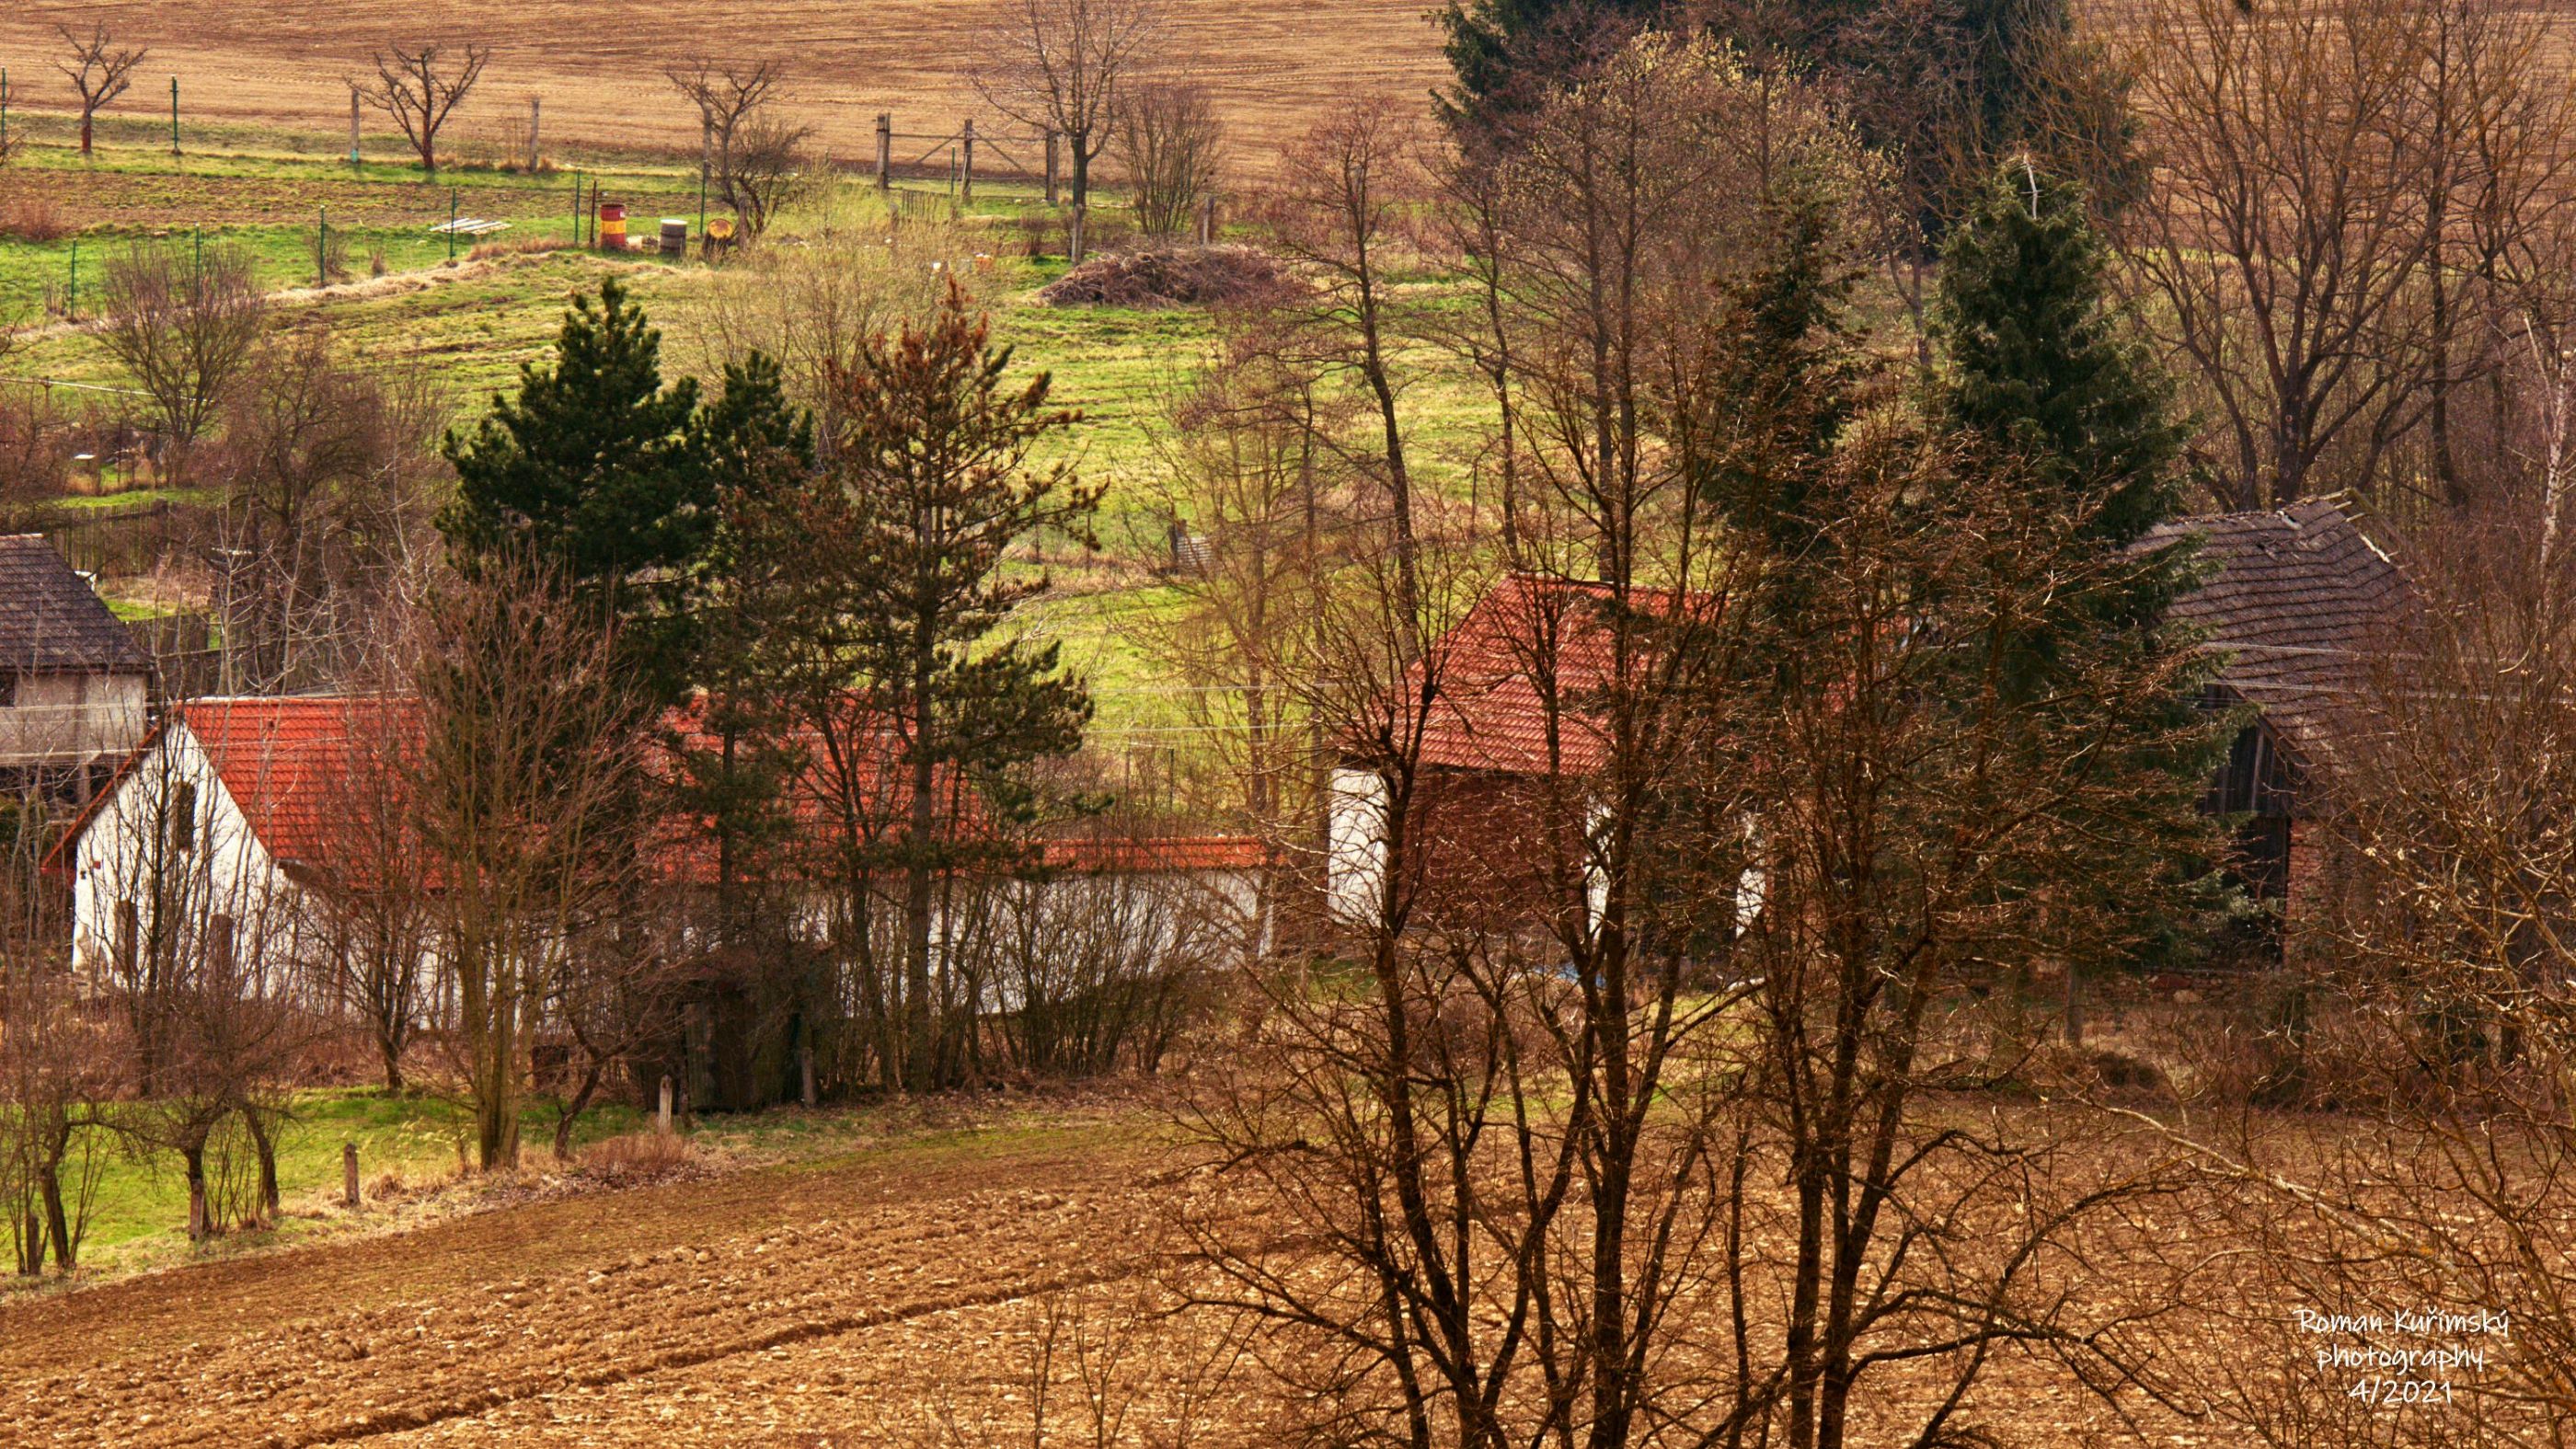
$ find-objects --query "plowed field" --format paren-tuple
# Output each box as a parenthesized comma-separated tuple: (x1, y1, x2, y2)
(0, 1121, 1281, 1447)
(0, 0, 1447, 165)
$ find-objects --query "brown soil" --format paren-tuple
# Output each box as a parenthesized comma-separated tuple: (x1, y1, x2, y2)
(0, 0, 1446, 169)
(0, 1119, 1270, 1447)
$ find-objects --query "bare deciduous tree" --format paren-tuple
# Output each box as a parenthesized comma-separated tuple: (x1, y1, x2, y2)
(2116, 0, 2576, 513)
(408, 557, 652, 1171)
(355, 42, 493, 178)
(722, 110, 818, 239)
(973, 0, 1165, 232)
(209, 324, 446, 692)
(667, 60, 784, 180)
(56, 24, 146, 158)
(1260, 98, 1429, 637)
(1116, 81, 1225, 237)
(98, 241, 267, 484)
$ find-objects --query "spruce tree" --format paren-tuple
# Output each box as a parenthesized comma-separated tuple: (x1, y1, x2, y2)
(1439, 0, 1662, 134)
(1936, 160, 2187, 558)
(1934, 157, 2228, 1006)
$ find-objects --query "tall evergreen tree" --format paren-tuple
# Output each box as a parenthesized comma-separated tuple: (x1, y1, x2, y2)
(1934, 157, 2229, 1005)
(1438, 0, 1662, 136)
(441, 280, 807, 703)
(755, 282, 1102, 1094)
(1704, 0, 2102, 229)
(1935, 160, 2190, 596)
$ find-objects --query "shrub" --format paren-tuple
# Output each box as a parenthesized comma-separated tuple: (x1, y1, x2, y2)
(576, 1130, 693, 1184)
(0, 194, 73, 243)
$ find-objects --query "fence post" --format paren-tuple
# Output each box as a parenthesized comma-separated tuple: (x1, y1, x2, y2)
(447, 190, 457, 262)
(1044, 127, 1059, 206)
(876, 112, 892, 190)
(960, 118, 975, 203)
(349, 87, 361, 167)
(342, 1141, 360, 1209)
(1198, 194, 1214, 246)
(316, 206, 327, 287)
(169, 75, 179, 155)
(527, 95, 541, 170)
(657, 1075, 673, 1135)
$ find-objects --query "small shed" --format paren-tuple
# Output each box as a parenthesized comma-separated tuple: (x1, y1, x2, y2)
(2144, 496, 2407, 928)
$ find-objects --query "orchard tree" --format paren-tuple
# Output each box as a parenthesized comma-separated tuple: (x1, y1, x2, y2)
(356, 42, 491, 178)
(57, 24, 146, 158)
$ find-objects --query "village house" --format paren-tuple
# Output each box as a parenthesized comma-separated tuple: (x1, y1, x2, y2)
(50, 696, 1273, 1084)
(1327, 499, 2404, 951)
(0, 534, 152, 800)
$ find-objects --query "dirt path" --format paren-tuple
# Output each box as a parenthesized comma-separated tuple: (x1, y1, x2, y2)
(0, 1121, 1212, 1447)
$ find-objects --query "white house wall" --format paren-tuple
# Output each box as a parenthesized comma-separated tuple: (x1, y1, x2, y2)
(1325, 768, 1387, 926)
(69, 722, 302, 991)
(0, 671, 146, 768)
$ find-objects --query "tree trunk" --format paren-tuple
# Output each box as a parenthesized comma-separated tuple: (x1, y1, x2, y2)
(183, 1143, 209, 1241)
(79, 111, 95, 156)
(243, 1109, 281, 1223)
(903, 617, 940, 1094)
(553, 1062, 604, 1161)
(40, 1160, 75, 1273)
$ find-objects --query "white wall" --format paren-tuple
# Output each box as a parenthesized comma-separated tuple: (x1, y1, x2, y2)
(1326, 767, 1387, 926)
(0, 671, 146, 768)
(67, 721, 301, 990)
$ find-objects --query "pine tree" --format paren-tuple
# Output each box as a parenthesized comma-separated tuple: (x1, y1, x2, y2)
(757, 282, 1102, 1094)
(440, 280, 718, 700)
(442, 280, 811, 704)
(1934, 157, 2228, 1011)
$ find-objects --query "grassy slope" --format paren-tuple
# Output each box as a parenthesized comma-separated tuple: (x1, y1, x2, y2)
(0, 134, 1495, 748)
(33, 1087, 1145, 1295)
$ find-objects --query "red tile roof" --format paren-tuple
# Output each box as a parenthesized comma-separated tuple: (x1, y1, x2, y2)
(1041, 835, 1271, 872)
(53, 695, 1270, 887)
(41, 697, 419, 879)
(189, 697, 420, 872)
(1397, 574, 1707, 776)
